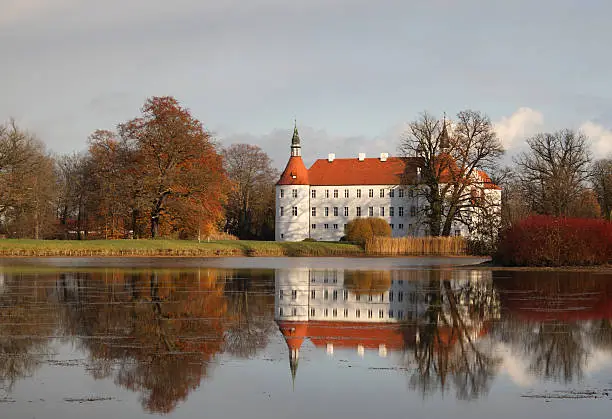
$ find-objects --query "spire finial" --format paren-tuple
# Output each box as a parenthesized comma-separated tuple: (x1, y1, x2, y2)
(291, 120, 301, 156)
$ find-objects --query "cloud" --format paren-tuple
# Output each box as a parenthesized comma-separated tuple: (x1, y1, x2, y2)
(0, 0, 76, 25)
(494, 107, 544, 150)
(579, 121, 612, 157)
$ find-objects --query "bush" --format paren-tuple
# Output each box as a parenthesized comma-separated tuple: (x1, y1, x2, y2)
(345, 217, 391, 244)
(302, 238, 317, 242)
(366, 236, 466, 255)
(495, 215, 612, 266)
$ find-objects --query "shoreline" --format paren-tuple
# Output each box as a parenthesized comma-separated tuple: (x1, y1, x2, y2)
(466, 260, 612, 273)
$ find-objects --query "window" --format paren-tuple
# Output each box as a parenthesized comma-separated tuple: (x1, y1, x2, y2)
(368, 189, 374, 197)
(280, 189, 285, 198)
(311, 290, 316, 299)
(399, 207, 404, 217)
(410, 206, 416, 217)
(311, 308, 316, 317)
(281, 233, 284, 239)
(356, 207, 361, 217)
(344, 207, 349, 216)
(389, 189, 395, 198)
(379, 189, 384, 197)
(344, 308, 349, 318)
(311, 224, 316, 229)
(409, 189, 414, 198)
(357, 189, 362, 198)
(455, 229, 461, 236)
(390, 224, 394, 229)
(324, 308, 329, 317)
(312, 207, 316, 216)
(344, 189, 349, 198)
(333, 224, 338, 230)
(389, 291, 394, 301)
(368, 309, 373, 319)
(280, 207, 284, 216)
(398, 310, 404, 319)
(279, 289, 284, 300)
(398, 291, 404, 302)
(292, 189, 298, 198)
(324, 207, 329, 216)
(324, 290, 329, 300)
(390, 207, 395, 217)
(380, 207, 385, 217)
(333, 189, 338, 198)
(325, 189, 330, 198)
(408, 223, 413, 231)
(333, 308, 338, 317)
(389, 310, 393, 318)
(311, 189, 316, 198)
(324, 223, 329, 229)
(291, 290, 297, 300)
(333, 207, 338, 216)
(292, 206, 298, 216)
(333, 290, 338, 300)
(292, 308, 297, 316)
(398, 189, 404, 198)
(279, 307, 284, 316)
(379, 309, 384, 319)
(399, 223, 404, 230)
(343, 290, 349, 300)
(356, 309, 361, 318)
(356, 294, 361, 301)
(343, 224, 347, 230)
(368, 294, 373, 301)
(368, 207, 374, 216)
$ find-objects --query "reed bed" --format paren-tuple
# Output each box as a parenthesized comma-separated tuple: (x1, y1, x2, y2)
(365, 236, 467, 256)
(0, 239, 364, 258)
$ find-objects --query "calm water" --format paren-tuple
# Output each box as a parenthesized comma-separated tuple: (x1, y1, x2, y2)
(1, 257, 611, 419)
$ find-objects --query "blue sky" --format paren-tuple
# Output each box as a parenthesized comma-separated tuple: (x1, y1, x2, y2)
(1, 0, 611, 168)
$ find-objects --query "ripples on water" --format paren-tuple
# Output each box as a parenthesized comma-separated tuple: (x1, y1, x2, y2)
(0, 258, 611, 419)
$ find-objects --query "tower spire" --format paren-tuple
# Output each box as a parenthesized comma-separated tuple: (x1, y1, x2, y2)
(440, 112, 450, 150)
(291, 120, 301, 157)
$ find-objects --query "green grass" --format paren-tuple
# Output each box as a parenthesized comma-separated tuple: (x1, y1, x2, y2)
(0, 239, 364, 257)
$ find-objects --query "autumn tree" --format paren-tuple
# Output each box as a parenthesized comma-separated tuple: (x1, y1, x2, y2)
(222, 144, 278, 240)
(118, 97, 228, 238)
(592, 158, 612, 220)
(399, 111, 504, 237)
(0, 119, 57, 238)
(513, 129, 592, 217)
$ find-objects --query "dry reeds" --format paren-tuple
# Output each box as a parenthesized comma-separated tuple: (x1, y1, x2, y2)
(365, 236, 467, 256)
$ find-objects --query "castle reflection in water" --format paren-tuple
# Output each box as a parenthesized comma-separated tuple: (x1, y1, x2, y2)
(274, 268, 500, 381)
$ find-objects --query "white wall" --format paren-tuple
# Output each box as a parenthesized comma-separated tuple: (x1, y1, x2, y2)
(275, 185, 311, 241)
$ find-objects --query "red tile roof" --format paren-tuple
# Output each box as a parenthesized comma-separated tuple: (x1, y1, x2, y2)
(308, 157, 421, 186)
(277, 156, 309, 185)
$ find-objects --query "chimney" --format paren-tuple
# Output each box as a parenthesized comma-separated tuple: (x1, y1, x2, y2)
(358, 153, 366, 161)
(380, 152, 388, 162)
(328, 153, 335, 162)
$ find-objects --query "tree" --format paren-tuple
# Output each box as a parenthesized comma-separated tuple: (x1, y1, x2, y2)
(118, 97, 228, 238)
(222, 144, 278, 240)
(399, 111, 504, 237)
(514, 129, 591, 217)
(0, 119, 57, 238)
(55, 152, 94, 239)
(592, 158, 612, 220)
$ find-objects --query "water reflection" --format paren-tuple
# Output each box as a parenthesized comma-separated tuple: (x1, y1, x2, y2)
(0, 264, 611, 416)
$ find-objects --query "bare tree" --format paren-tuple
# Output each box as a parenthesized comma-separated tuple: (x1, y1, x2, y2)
(399, 110, 504, 237)
(222, 144, 278, 239)
(514, 130, 591, 217)
(591, 158, 612, 220)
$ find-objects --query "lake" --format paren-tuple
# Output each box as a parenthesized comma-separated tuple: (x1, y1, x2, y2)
(1, 257, 611, 418)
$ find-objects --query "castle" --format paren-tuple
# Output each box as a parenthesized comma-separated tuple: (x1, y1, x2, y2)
(275, 124, 501, 241)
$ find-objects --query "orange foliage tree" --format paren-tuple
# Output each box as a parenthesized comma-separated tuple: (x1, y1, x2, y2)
(112, 96, 228, 238)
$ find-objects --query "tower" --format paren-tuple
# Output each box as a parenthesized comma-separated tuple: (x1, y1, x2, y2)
(440, 113, 450, 151)
(275, 123, 310, 241)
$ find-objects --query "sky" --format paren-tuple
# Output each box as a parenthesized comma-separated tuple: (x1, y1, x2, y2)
(2, 0, 612, 169)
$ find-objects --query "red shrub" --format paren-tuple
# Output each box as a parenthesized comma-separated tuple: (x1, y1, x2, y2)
(496, 215, 612, 266)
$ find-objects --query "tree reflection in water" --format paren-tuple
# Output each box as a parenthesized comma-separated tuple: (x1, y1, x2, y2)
(494, 271, 612, 384)
(408, 270, 502, 400)
(57, 269, 228, 414)
(0, 272, 57, 395)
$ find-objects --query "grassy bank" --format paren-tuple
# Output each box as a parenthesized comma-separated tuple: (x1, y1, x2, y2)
(0, 239, 364, 257)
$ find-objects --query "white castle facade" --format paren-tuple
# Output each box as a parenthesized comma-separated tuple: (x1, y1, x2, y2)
(275, 125, 502, 242)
